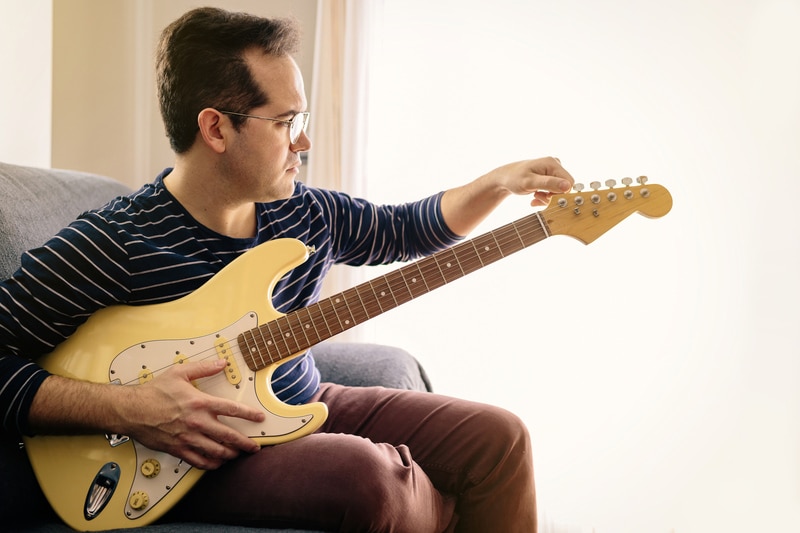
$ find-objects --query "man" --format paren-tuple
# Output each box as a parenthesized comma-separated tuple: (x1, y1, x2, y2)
(0, 7, 574, 532)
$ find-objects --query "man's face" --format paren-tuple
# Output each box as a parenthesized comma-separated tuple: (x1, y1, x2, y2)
(225, 50, 311, 203)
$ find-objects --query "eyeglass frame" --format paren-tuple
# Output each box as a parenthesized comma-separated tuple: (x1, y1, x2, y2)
(219, 110, 310, 144)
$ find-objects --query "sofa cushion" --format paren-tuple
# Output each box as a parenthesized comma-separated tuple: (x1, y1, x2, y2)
(0, 161, 132, 280)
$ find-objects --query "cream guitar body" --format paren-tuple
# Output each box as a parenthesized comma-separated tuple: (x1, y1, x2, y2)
(23, 178, 673, 530)
(23, 238, 328, 531)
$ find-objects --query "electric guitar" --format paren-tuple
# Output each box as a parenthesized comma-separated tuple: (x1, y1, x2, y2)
(23, 177, 672, 530)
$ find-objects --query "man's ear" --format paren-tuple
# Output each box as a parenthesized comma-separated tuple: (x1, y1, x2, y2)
(197, 108, 228, 153)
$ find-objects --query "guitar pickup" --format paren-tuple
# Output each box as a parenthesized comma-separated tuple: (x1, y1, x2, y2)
(214, 336, 241, 386)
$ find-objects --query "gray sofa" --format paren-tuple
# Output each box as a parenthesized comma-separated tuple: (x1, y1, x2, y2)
(0, 161, 432, 532)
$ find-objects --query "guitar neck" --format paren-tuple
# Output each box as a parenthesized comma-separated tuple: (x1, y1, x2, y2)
(239, 211, 549, 371)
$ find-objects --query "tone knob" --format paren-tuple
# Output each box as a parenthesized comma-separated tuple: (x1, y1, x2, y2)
(129, 491, 149, 510)
(141, 458, 161, 478)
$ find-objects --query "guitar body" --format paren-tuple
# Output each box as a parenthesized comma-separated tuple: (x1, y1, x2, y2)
(23, 238, 328, 531)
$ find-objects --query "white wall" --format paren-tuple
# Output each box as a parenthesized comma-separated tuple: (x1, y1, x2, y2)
(360, 1, 800, 532)
(0, 1, 52, 167)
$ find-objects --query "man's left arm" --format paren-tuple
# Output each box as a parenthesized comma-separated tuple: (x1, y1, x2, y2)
(439, 157, 575, 237)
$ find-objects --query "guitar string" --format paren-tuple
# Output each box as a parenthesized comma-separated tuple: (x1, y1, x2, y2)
(118, 215, 549, 384)
(118, 186, 657, 381)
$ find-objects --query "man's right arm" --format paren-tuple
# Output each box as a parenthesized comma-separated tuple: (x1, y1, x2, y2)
(27, 359, 265, 469)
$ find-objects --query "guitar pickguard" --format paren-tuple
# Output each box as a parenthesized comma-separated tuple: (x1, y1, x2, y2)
(108, 312, 320, 520)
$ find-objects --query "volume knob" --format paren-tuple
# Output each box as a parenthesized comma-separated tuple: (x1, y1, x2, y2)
(129, 491, 149, 511)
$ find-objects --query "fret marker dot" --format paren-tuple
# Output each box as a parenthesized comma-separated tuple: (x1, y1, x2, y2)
(285, 333, 291, 338)
(267, 340, 273, 346)
(380, 291, 386, 297)
(345, 320, 350, 325)
(305, 324, 311, 329)
(412, 278, 417, 283)
(335, 298, 341, 303)
(250, 347, 257, 353)
(484, 246, 490, 251)
(446, 262, 451, 267)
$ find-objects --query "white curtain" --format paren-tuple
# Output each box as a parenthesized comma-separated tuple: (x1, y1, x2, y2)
(307, 0, 383, 341)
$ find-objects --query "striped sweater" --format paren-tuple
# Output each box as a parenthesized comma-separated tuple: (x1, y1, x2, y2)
(0, 170, 460, 439)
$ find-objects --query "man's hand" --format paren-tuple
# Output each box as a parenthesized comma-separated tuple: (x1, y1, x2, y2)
(123, 358, 266, 470)
(440, 156, 576, 237)
(486, 156, 574, 207)
(29, 358, 266, 471)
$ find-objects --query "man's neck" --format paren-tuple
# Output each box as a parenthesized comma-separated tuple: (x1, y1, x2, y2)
(163, 164, 257, 239)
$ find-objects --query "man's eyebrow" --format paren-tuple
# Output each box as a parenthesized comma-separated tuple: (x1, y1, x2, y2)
(274, 109, 303, 119)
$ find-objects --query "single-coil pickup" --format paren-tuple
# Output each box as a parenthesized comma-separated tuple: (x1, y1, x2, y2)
(215, 336, 241, 385)
(138, 368, 154, 385)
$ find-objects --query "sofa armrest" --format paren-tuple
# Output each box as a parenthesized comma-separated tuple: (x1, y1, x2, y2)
(312, 342, 433, 392)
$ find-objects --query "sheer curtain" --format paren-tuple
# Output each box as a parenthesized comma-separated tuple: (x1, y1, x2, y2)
(306, 0, 383, 341)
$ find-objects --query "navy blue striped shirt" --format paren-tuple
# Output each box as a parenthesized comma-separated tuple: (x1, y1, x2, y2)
(0, 170, 460, 439)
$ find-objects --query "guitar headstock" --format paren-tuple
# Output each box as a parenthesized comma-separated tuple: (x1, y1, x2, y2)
(542, 177, 672, 244)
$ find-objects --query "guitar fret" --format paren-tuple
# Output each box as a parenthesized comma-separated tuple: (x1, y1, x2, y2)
(278, 315, 302, 354)
(353, 284, 376, 319)
(323, 298, 343, 333)
(366, 279, 386, 313)
(256, 325, 277, 365)
(385, 269, 414, 306)
(369, 276, 399, 310)
(292, 307, 313, 347)
(300, 306, 322, 345)
(436, 247, 465, 282)
(494, 227, 522, 256)
(239, 212, 554, 369)
(489, 231, 505, 258)
(418, 255, 446, 291)
(332, 292, 357, 331)
(412, 262, 431, 293)
(310, 302, 334, 339)
(239, 330, 259, 370)
(343, 287, 370, 323)
(270, 318, 293, 357)
(397, 266, 424, 299)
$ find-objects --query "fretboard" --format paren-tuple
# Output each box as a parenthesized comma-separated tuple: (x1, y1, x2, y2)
(239, 211, 550, 371)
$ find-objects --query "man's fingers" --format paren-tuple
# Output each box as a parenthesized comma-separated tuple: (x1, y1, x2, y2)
(181, 358, 228, 380)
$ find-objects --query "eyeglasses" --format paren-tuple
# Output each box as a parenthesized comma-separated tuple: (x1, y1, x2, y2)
(220, 110, 310, 144)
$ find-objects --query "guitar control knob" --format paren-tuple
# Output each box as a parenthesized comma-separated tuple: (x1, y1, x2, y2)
(141, 459, 161, 478)
(129, 491, 149, 511)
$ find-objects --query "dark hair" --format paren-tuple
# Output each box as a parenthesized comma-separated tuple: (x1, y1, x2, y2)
(156, 7, 300, 153)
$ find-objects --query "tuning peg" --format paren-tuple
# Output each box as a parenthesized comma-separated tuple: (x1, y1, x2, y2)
(573, 183, 584, 192)
(636, 175, 648, 184)
(605, 179, 617, 188)
(590, 181, 601, 191)
(621, 177, 633, 186)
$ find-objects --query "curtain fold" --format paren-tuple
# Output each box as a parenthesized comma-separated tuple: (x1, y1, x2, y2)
(307, 0, 383, 341)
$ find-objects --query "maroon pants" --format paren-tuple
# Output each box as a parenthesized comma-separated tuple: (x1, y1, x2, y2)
(168, 383, 536, 532)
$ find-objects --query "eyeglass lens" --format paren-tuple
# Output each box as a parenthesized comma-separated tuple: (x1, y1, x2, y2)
(290, 114, 308, 143)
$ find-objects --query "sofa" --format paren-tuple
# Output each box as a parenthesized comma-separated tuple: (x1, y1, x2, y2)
(0, 161, 433, 532)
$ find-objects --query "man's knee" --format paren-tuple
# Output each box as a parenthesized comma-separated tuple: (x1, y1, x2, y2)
(338, 439, 451, 533)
